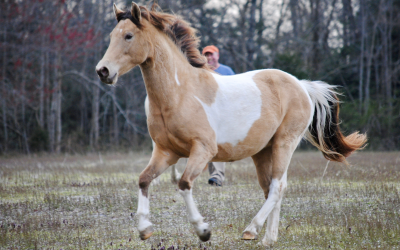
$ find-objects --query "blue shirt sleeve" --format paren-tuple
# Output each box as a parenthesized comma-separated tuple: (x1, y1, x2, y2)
(214, 64, 235, 75)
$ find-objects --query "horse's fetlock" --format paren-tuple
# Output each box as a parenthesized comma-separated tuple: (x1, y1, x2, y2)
(178, 179, 191, 191)
(136, 212, 148, 218)
(189, 216, 203, 225)
(138, 177, 151, 190)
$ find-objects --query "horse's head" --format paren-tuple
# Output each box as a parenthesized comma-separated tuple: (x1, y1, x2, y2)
(96, 2, 150, 85)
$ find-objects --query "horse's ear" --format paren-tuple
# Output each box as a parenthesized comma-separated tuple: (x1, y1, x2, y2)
(113, 3, 124, 20)
(131, 2, 142, 23)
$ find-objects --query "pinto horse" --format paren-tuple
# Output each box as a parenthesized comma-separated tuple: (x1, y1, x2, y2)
(96, 3, 367, 247)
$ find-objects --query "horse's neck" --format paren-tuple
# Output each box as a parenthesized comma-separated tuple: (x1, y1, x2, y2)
(140, 41, 194, 109)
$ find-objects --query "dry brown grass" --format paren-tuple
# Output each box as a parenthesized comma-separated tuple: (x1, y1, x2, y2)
(0, 151, 399, 249)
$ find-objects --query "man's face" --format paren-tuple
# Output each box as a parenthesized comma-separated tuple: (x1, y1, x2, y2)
(204, 52, 219, 69)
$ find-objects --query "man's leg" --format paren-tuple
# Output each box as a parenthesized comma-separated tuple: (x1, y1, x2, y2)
(208, 162, 225, 186)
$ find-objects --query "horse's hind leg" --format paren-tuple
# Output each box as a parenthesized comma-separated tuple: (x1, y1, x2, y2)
(263, 170, 287, 247)
(242, 136, 299, 248)
(242, 146, 273, 240)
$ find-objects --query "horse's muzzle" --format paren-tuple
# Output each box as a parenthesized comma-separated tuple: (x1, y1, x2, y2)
(96, 66, 117, 84)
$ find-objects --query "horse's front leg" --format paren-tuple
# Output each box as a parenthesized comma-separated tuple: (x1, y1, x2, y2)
(137, 144, 179, 240)
(178, 141, 215, 242)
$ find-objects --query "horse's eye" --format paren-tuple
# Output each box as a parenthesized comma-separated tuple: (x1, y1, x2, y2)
(125, 33, 133, 40)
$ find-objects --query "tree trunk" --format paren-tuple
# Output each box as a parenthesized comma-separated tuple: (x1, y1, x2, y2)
(80, 88, 87, 132)
(91, 84, 100, 149)
(90, 0, 103, 150)
(289, 0, 299, 37)
(2, 22, 8, 152)
(39, 37, 45, 128)
(256, 0, 265, 58)
(358, 0, 365, 113)
(270, 1, 287, 68)
(112, 88, 119, 146)
(239, 1, 250, 72)
(382, 0, 393, 136)
(246, 0, 257, 65)
(21, 59, 30, 154)
(322, 0, 337, 52)
(364, 4, 379, 113)
(310, 0, 321, 77)
(341, 0, 356, 47)
(55, 53, 62, 153)
(49, 54, 57, 152)
(374, 53, 380, 108)
(45, 51, 51, 147)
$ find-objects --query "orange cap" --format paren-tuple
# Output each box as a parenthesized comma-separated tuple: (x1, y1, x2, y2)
(202, 45, 219, 55)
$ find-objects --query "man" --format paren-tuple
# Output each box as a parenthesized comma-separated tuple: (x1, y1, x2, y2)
(202, 45, 235, 186)
(202, 45, 235, 75)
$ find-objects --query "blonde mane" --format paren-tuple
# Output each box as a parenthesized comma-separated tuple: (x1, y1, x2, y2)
(116, 4, 208, 69)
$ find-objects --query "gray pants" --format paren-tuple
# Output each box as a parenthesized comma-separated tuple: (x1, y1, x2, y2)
(208, 162, 226, 183)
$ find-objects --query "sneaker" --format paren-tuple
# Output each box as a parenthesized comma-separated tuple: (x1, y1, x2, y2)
(208, 178, 222, 186)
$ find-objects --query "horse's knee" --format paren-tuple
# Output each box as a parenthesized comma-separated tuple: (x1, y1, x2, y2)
(178, 178, 191, 191)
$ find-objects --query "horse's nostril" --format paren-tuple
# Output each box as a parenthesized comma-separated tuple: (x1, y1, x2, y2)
(97, 66, 109, 78)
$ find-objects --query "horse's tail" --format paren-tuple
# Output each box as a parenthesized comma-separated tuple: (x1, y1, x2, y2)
(301, 80, 367, 163)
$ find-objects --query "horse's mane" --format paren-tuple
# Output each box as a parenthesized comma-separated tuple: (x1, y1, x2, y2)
(116, 4, 208, 69)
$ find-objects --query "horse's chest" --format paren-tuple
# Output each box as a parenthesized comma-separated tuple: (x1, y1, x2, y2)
(148, 114, 168, 142)
(148, 113, 189, 154)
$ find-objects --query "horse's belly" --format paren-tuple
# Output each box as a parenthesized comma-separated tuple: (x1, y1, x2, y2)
(213, 134, 272, 162)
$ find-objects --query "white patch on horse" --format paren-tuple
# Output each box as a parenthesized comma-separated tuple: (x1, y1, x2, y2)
(175, 68, 181, 86)
(261, 170, 287, 246)
(119, 29, 122, 33)
(195, 70, 263, 146)
(179, 189, 209, 235)
(243, 174, 285, 237)
(136, 190, 152, 231)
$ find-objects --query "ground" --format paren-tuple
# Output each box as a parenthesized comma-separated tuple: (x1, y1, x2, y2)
(0, 151, 399, 249)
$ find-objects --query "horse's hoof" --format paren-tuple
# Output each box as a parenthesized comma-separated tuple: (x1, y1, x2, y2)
(262, 238, 275, 248)
(242, 231, 258, 240)
(139, 225, 154, 240)
(198, 228, 211, 242)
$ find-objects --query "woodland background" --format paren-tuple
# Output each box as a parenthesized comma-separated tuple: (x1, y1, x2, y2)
(0, 0, 399, 154)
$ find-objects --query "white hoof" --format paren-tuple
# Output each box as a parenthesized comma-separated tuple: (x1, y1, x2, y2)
(262, 238, 276, 248)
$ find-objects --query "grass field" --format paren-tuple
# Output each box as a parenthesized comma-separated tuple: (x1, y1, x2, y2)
(0, 151, 399, 249)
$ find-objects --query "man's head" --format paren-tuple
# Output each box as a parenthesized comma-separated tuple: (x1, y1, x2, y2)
(202, 45, 220, 69)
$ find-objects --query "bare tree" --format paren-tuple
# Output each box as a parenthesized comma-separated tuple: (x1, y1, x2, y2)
(2, 17, 8, 152)
(0, 0, 399, 152)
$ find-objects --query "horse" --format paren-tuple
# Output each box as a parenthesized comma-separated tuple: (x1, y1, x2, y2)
(96, 3, 367, 247)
